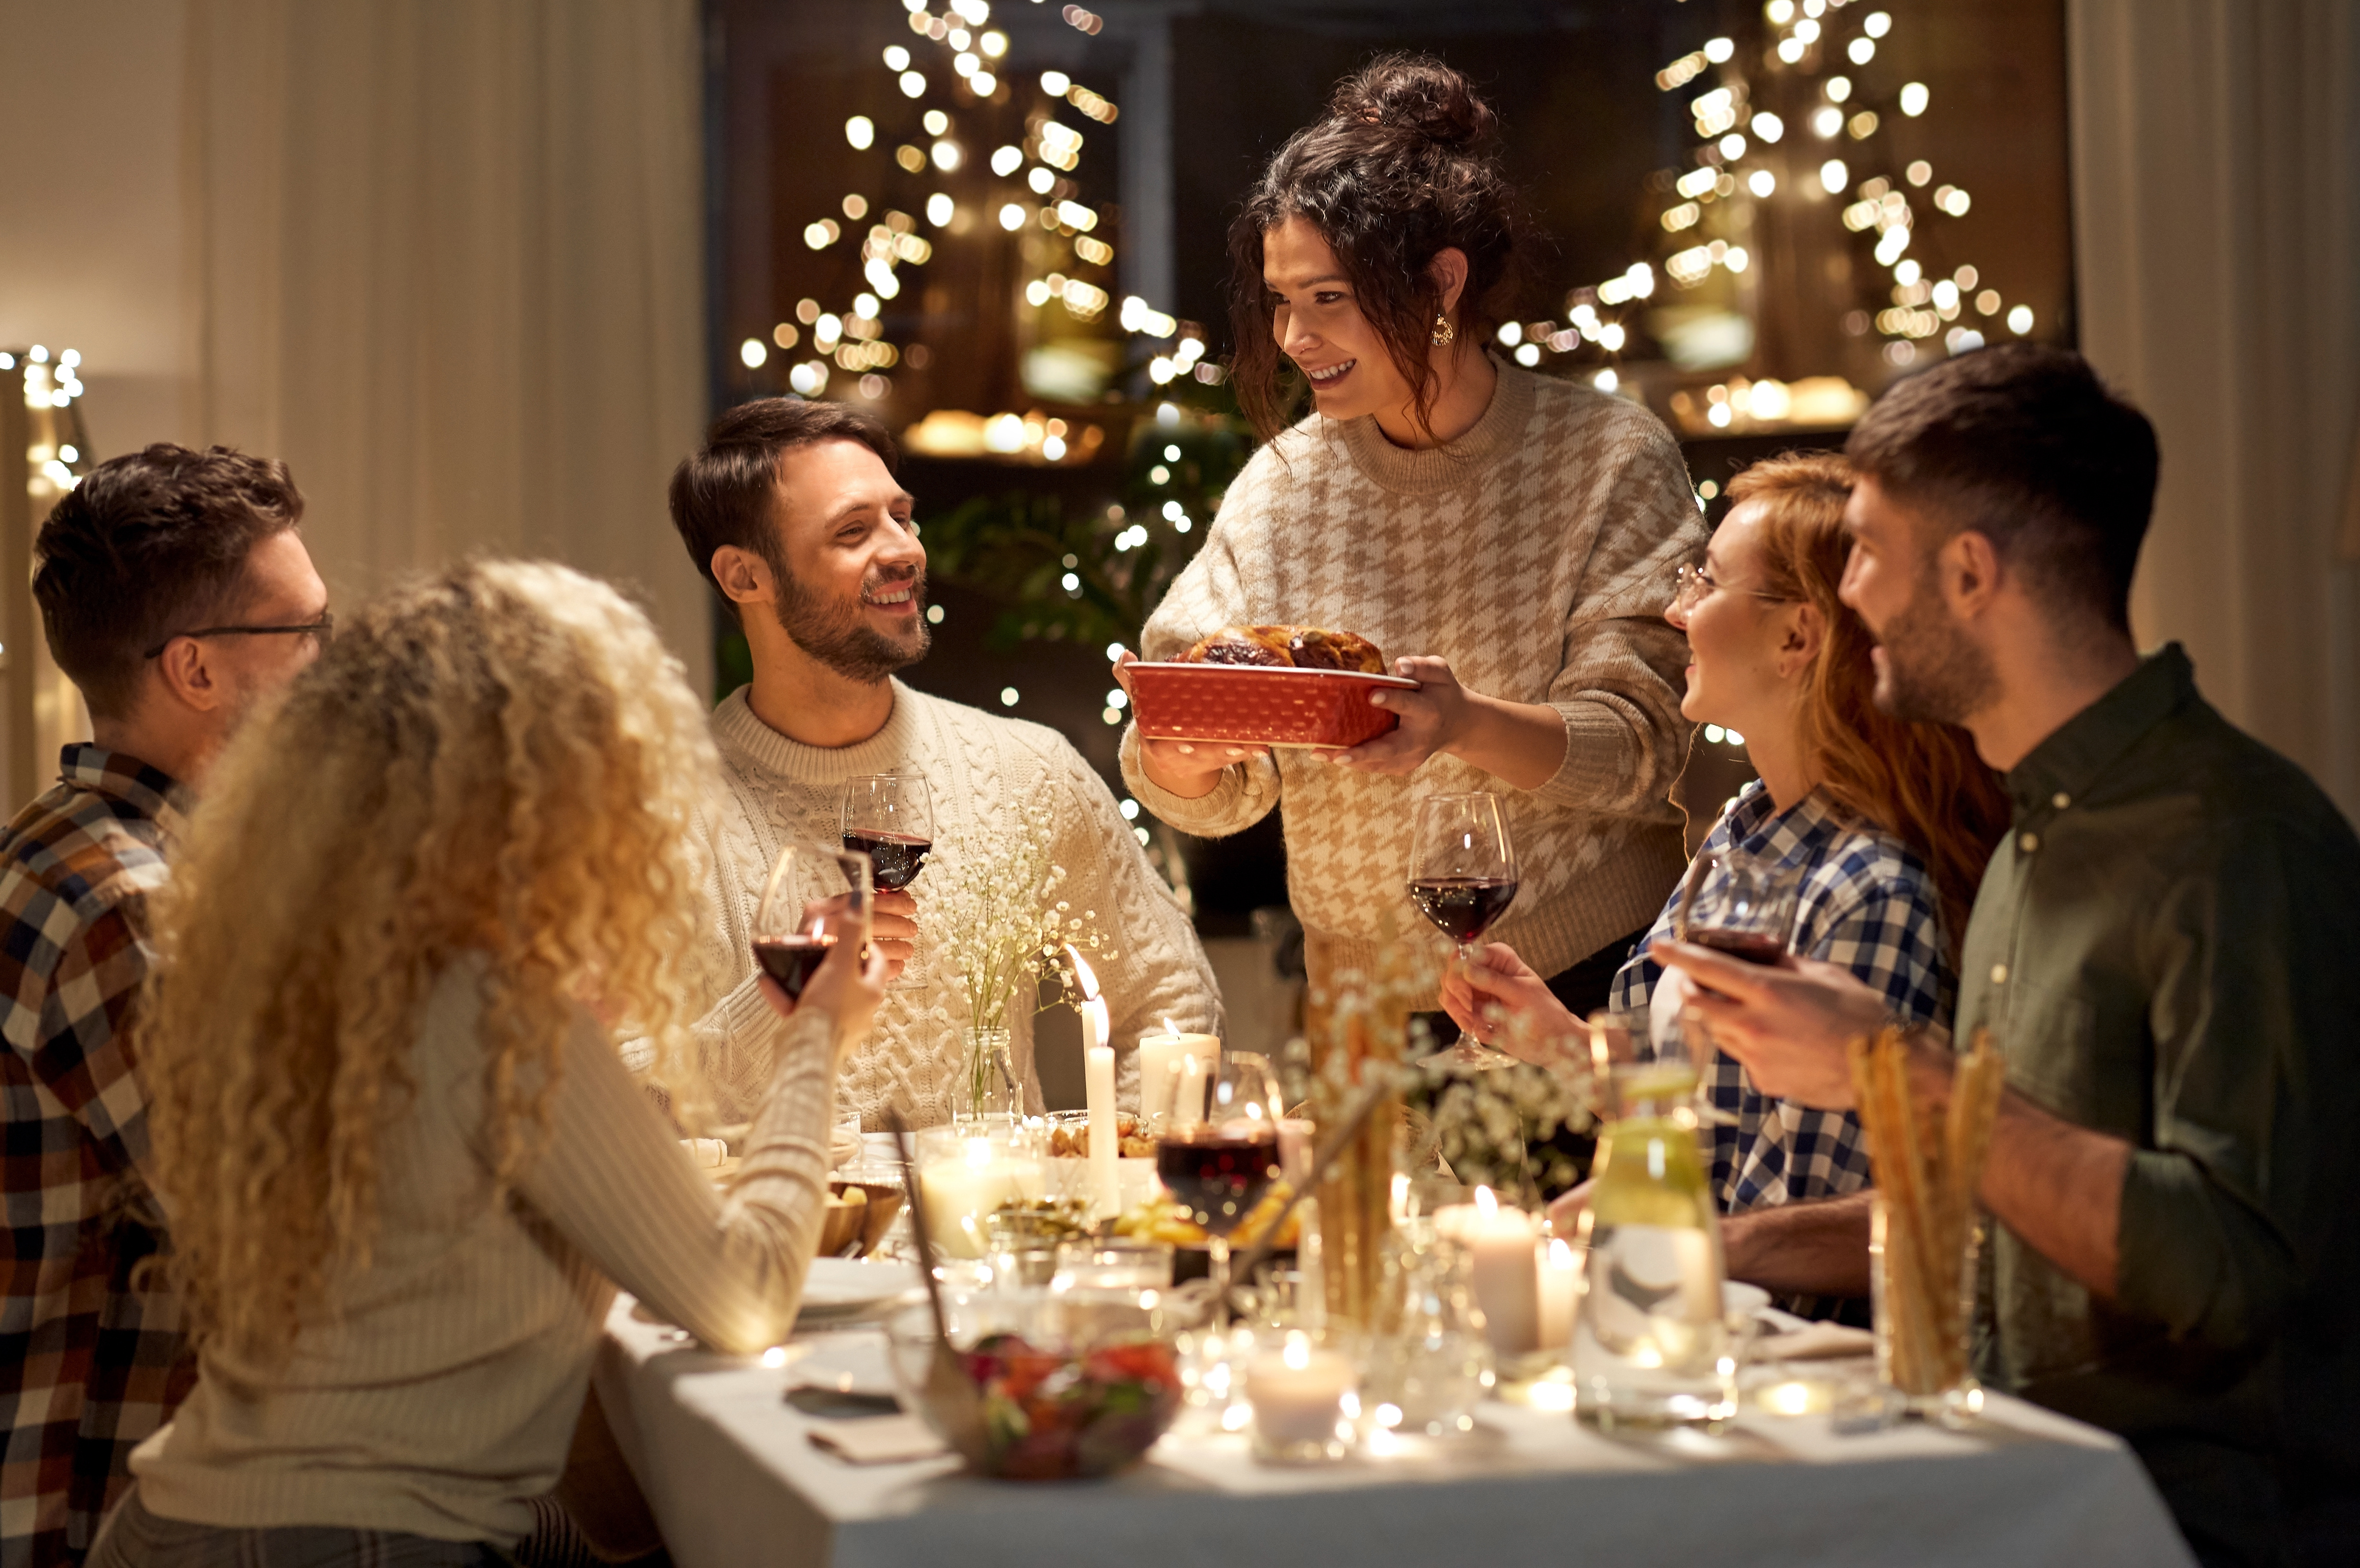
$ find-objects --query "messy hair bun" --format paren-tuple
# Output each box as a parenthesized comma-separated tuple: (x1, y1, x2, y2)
(1329, 54, 1499, 152)
(1226, 54, 1528, 441)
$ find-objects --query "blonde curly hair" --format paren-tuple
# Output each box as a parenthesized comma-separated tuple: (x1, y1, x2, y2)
(144, 559, 720, 1360)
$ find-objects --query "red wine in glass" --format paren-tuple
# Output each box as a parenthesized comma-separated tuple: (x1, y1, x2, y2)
(1407, 876, 1520, 944)
(841, 777, 935, 893)
(842, 831, 932, 892)
(752, 934, 836, 999)
(1156, 1129, 1280, 1238)
(1687, 928, 1786, 965)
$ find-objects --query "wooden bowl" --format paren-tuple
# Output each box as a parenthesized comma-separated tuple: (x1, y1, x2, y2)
(828, 1177, 906, 1257)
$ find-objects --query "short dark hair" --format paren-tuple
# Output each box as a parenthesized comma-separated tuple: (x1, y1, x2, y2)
(667, 399, 900, 620)
(1845, 344, 2159, 631)
(1226, 54, 1531, 443)
(33, 444, 306, 719)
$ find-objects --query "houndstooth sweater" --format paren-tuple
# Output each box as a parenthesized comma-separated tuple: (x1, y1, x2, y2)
(690, 682, 1221, 1128)
(1120, 365, 1702, 998)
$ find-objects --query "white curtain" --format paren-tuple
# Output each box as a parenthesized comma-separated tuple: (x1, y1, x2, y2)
(2070, 0, 2360, 818)
(182, 0, 712, 690)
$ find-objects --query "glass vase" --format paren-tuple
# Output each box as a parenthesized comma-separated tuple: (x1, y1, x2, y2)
(1363, 1226, 1493, 1439)
(959, 1023, 1019, 1124)
(1870, 1193, 1983, 1424)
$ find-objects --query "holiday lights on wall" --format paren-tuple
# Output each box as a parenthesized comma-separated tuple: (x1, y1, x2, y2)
(1500, 0, 2031, 437)
(759, 0, 1200, 458)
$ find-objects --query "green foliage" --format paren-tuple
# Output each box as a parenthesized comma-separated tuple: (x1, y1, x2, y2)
(920, 413, 1254, 648)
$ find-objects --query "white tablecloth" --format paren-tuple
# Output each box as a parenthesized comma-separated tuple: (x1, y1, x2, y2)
(595, 1298, 2193, 1568)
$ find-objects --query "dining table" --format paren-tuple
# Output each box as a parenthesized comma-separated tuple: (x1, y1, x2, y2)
(594, 1290, 2196, 1568)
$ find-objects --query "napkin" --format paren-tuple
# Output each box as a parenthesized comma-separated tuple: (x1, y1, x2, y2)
(1751, 1321, 1876, 1361)
(680, 1138, 730, 1169)
(806, 1415, 950, 1465)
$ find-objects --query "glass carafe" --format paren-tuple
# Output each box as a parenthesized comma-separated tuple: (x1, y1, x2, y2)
(1570, 1009, 1734, 1428)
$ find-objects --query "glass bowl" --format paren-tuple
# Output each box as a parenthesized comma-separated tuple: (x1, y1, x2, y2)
(884, 1289, 1183, 1479)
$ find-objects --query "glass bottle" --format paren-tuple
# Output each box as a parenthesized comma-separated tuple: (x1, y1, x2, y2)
(1569, 1010, 1734, 1429)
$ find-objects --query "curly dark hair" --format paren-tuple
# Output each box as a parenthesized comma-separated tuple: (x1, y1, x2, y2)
(1226, 54, 1531, 442)
(33, 445, 306, 720)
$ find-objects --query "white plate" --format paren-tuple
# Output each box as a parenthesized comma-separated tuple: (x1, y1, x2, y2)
(798, 1256, 923, 1324)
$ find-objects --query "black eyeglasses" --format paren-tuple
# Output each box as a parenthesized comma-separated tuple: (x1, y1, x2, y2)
(143, 613, 335, 661)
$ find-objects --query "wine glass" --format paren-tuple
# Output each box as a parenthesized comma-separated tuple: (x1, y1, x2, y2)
(840, 775, 934, 892)
(1673, 848, 1800, 965)
(1587, 1008, 1698, 1122)
(751, 841, 873, 1002)
(1407, 792, 1521, 1070)
(1154, 1052, 1284, 1324)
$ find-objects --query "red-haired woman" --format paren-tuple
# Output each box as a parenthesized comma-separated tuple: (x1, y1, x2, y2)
(1443, 453, 2010, 1318)
(1116, 55, 1706, 1022)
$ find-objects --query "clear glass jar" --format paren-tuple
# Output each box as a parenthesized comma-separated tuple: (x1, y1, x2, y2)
(959, 1023, 1020, 1123)
(1362, 1227, 1493, 1439)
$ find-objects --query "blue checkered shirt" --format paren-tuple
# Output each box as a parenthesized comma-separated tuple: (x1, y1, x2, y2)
(1609, 782, 1952, 1318)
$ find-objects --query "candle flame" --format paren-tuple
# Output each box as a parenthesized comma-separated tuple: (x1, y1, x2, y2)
(1066, 944, 1101, 1002)
(1163, 1017, 1177, 1037)
(1548, 1237, 1575, 1266)
(1283, 1330, 1312, 1370)
(1474, 1184, 1498, 1218)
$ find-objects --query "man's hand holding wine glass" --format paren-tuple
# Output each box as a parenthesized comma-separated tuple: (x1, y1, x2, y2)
(1438, 943, 1583, 1065)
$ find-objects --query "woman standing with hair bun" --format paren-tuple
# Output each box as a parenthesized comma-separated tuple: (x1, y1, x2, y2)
(1119, 55, 1706, 1023)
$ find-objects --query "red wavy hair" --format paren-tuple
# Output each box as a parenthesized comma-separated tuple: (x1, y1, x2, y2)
(1730, 452, 2009, 955)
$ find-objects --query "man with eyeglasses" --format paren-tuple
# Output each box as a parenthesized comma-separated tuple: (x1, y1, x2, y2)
(2, 443, 326, 1567)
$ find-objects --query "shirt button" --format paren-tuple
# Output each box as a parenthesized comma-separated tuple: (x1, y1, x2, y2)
(2051, 792, 2071, 810)
(1990, 963, 2009, 985)
(2019, 831, 2040, 853)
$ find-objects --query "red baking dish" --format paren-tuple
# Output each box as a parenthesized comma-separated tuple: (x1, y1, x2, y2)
(1125, 662, 1420, 750)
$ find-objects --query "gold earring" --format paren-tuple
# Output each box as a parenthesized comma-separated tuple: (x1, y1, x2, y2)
(1430, 312, 1456, 347)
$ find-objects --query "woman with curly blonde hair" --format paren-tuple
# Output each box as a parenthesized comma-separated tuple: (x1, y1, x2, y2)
(1444, 452, 2008, 1321)
(97, 560, 883, 1567)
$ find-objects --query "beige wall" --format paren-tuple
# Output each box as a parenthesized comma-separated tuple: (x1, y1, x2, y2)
(2071, 0, 2360, 819)
(0, 0, 199, 454)
(0, 0, 713, 724)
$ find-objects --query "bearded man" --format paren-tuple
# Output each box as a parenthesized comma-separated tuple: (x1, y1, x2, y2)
(664, 400, 1219, 1128)
(1655, 346, 2360, 1568)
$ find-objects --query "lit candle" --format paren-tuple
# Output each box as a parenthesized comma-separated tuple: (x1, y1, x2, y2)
(1538, 1236, 1581, 1351)
(1436, 1187, 1543, 1356)
(1137, 1023, 1220, 1123)
(1245, 1330, 1357, 1461)
(919, 1136, 1040, 1260)
(1070, 947, 1122, 1220)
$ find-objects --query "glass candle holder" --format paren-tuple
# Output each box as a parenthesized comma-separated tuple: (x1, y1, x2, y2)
(1245, 1329, 1360, 1464)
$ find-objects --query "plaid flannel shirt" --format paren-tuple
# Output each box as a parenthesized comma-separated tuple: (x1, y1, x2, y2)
(1, 746, 194, 1568)
(1610, 782, 1952, 1319)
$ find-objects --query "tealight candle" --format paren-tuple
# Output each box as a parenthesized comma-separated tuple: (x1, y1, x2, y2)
(1435, 1187, 1544, 1356)
(1246, 1330, 1358, 1462)
(1137, 1026, 1219, 1123)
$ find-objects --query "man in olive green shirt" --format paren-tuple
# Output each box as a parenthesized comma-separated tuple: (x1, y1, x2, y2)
(1661, 346, 2359, 1568)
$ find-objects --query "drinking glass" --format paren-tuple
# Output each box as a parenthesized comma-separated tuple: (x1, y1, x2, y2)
(1673, 848, 1800, 964)
(840, 775, 935, 892)
(1406, 792, 1521, 1071)
(751, 842, 872, 1003)
(1155, 1053, 1284, 1324)
(1587, 1008, 1699, 1121)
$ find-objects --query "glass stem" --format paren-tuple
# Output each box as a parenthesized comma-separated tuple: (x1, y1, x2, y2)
(1208, 1235, 1231, 1327)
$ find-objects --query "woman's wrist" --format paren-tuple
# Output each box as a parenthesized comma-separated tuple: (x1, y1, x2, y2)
(1441, 691, 1566, 792)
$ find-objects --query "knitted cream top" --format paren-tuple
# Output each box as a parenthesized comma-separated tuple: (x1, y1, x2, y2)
(131, 960, 840, 1544)
(692, 681, 1222, 1127)
(1121, 366, 1703, 996)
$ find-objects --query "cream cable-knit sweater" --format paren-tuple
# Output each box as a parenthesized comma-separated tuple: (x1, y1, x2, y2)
(132, 959, 839, 1543)
(1121, 365, 1703, 999)
(693, 682, 1221, 1127)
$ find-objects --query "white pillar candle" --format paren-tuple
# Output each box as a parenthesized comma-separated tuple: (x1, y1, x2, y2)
(1436, 1187, 1544, 1356)
(1082, 1004, 1120, 1220)
(1137, 1028, 1220, 1122)
(1246, 1331, 1357, 1454)
(919, 1137, 1039, 1259)
(1538, 1236, 1580, 1351)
